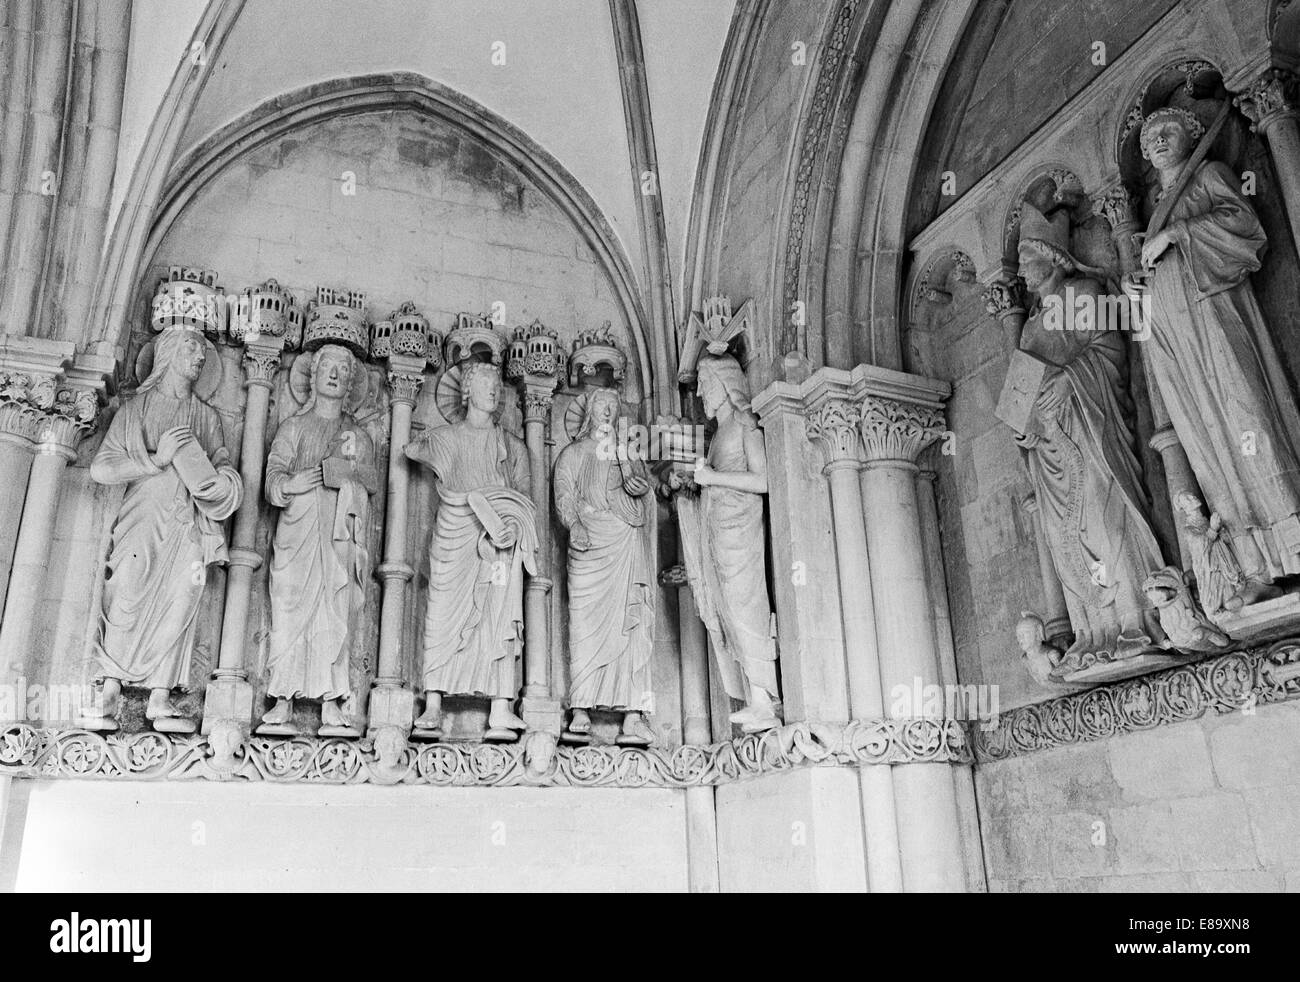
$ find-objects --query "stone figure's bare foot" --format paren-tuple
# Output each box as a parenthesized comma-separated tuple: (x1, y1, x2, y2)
(616, 711, 655, 747)
(320, 699, 349, 729)
(568, 709, 592, 734)
(146, 688, 185, 720)
(147, 688, 196, 734)
(487, 699, 526, 732)
(412, 706, 442, 731)
(260, 698, 293, 726)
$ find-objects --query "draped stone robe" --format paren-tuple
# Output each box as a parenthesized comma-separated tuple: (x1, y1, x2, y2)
(677, 412, 779, 700)
(1146, 159, 1300, 581)
(1018, 274, 1164, 659)
(90, 390, 242, 690)
(264, 412, 377, 701)
(406, 419, 537, 699)
(554, 435, 654, 712)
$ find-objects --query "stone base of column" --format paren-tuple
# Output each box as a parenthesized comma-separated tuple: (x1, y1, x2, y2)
(366, 684, 414, 738)
(200, 677, 254, 736)
(520, 695, 563, 736)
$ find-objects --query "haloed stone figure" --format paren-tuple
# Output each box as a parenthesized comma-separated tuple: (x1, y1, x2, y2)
(258, 344, 377, 737)
(406, 362, 537, 739)
(675, 354, 780, 733)
(554, 387, 655, 745)
(84, 327, 243, 732)
(1134, 107, 1300, 599)
(1011, 202, 1164, 666)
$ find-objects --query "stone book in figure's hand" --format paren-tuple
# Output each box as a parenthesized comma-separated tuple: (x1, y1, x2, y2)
(171, 438, 219, 495)
(321, 456, 352, 490)
(996, 350, 1051, 436)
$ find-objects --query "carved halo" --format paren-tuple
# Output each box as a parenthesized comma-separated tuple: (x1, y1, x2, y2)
(133, 335, 223, 401)
(563, 387, 627, 442)
(435, 362, 522, 436)
(288, 347, 370, 413)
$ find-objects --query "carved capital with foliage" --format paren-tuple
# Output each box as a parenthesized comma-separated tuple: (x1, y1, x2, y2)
(858, 395, 945, 464)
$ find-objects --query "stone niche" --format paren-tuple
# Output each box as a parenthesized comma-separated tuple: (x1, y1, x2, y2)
(31, 107, 685, 746)
(907, 1, 1300, 712)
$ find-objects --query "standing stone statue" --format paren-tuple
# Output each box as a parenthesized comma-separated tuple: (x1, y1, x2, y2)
(554, 387, 655, 745)
(258, 344, 378, 737)
(1007, 202, 1164, 669)
(405, 362, 538, 740)
(673, 353, 780, 733)
(82, 327, 243, 732)
(1133, 106, 1300, 599)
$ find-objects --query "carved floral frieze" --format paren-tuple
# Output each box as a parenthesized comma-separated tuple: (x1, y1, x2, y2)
(975, 639, 1300, 762)
(0, 716, 971, 788)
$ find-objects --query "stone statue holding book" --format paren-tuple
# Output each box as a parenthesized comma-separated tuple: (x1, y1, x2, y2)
(998, 201, 1165, 673)
(258, 343, 378, 737)
(82, 325, 243, 732)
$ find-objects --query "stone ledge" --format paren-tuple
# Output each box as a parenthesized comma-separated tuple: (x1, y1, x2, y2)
(975, 638, 1300, 763)
(0, 716, 972, 789)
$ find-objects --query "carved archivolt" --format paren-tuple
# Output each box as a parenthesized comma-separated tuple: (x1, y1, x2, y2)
(0, 717, 971, 788)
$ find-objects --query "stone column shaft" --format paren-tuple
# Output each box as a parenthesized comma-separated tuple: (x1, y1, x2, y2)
(518, 377, 561, 735)
(1236, 69, 1300, 254)
(0, 385, 97, 686)
(369, 355, 424, 734)
(0, 403, 38, 621)
(918, 462, 987, 892)
(203, 340, 282, 734)
(806, 394, 903, 893)
(671, 532, 720, 893)
(856, 376, 965, 892)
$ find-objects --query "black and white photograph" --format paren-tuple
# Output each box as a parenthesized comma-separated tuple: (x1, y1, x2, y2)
(0, 0, 1293, 942)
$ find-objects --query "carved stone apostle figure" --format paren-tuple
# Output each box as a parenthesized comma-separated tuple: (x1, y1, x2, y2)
(82, 327, 243, 732)
(554, 387, 655, 745)
(405, 362, 538, 740)
(1132, 107, 1300, 599)
(1009, 202, 1164, 668)
(673, 353, 780, 733)
(258, 344, 378, 737)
